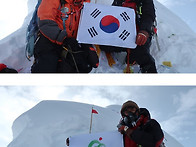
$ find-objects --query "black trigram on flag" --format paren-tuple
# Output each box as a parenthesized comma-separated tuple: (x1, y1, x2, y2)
(119, 30, 130, 40)
(120, 12, 130, 21)
(90, 8, 102, 18)
(88, 27, 98, 38)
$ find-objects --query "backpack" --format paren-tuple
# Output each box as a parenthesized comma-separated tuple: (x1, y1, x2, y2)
(25, 0, 42, 61)
(25, 0, 69, 61)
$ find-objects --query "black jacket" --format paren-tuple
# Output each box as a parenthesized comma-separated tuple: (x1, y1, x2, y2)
(112, 0, 156, 35)
(130, 119, 164, 147)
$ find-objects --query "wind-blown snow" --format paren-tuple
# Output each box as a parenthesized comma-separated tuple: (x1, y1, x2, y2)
(7, 100, 184, 147)
(0, 0, 196, 73)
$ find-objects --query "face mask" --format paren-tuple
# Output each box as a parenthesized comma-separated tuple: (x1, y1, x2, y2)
(123, 111, 138, 127)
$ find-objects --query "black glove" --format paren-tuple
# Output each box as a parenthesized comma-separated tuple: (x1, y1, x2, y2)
(117, 119, 125, 129)
(63, 38, 79, 51)
(81, 44, 99, 68)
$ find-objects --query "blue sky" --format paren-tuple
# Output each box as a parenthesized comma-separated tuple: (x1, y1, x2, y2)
(0, 0, 196, 40)
(0, 85, 196, 147)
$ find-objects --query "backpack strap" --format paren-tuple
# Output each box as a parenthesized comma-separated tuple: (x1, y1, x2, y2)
(60, 0, 85, 30)
(59, 0, 68, 30)
(60, 4, 69, 30)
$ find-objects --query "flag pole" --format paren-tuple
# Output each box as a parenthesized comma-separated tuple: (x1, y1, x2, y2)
(89, 107, 93, 134)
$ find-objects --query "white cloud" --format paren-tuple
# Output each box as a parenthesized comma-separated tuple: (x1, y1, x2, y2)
(0, 87, 37, 146)
(161, 88, 196, 144)
(0, 0, 27, 39)
(177, 88, 196, 113)
(31, 86, 67, 100)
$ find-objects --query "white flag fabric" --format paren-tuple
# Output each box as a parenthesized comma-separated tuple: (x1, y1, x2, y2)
(77, 3, 137, 49)
(69, 130, 123, 147)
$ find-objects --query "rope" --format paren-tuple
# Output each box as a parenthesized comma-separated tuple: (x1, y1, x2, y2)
(126, 49, 131, 73)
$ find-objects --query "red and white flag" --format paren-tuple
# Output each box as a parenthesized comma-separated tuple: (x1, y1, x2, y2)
(77, 3, 137, 49)
(89, 107, 99, 133)
(92, 108, 98, 114)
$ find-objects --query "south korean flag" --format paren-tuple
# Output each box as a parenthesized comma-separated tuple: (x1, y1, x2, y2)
(77, 3, 137, 49)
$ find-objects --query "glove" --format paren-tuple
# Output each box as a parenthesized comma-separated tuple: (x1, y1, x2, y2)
(81, 44, 99, 68)
(118, 125, 129, 134)
(136, 30, 149, 46)
(118, 125, 133, 137)
(88, 46, 99, 68)
(63, 38, 79, 51)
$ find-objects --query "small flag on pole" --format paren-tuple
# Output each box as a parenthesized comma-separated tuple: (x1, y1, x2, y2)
(89, 107, 98, 133)
(92, 108, 98, 114)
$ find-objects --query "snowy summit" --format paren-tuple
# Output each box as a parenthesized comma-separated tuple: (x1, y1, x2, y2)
(0, 0, 196, 73)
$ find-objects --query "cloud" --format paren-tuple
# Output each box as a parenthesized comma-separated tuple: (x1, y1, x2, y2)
(177, 88, 196, 113)
(58, 86, 133, 107)
(31, 86, 67, 100)
(161, 88, 196, 144)
(0, 0, 28, 39)
(0, 86, 38, 146)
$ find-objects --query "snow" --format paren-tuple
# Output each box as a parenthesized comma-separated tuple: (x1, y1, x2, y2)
(0, 0, 196, 73)
(7, 100, 184, 147)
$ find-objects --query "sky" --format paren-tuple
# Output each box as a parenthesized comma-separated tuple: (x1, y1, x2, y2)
(0, 0, 28, 40)
(0, 0, 196, 40)
(0, 85, 196, 147)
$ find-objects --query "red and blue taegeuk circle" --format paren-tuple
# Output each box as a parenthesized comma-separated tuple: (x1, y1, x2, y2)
(99, 15, 120, 33)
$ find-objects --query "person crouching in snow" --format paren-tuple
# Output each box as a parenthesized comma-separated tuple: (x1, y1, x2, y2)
(117, 100, 164, 147)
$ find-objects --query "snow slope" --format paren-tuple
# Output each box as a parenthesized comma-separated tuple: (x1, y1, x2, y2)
(7, 100, 184, 147)
(0, 0, 196, 73)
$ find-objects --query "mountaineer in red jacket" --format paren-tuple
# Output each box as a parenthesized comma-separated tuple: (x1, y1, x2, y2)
(31, 0, 99, 73)
(118, 100, 164, 147)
